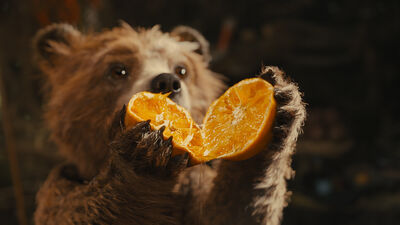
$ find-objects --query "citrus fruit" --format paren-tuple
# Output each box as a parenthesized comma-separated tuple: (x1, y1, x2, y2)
(125, 92, 203, 157)
(124, 78, 276, 164)
(201, 78, 276, 161)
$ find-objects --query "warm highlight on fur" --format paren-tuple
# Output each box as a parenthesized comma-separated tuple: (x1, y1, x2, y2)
(34, 22, 305, 225)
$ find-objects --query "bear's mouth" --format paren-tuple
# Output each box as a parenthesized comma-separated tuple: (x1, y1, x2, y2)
(166, 92, 179, 103)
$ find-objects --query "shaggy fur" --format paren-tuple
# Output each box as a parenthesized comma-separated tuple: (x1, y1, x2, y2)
(33, 22, 306, 225)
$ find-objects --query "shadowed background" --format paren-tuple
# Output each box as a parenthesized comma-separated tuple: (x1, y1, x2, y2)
(0, 0, 399, 224)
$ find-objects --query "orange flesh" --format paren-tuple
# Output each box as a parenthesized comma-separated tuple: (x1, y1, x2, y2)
(125, 78, 276, 164)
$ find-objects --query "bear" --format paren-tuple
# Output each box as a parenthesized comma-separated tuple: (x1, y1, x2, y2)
(33, 22, 306, 225)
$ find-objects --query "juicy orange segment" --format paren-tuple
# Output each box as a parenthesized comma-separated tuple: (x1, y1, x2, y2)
(124, 78, 276, 164)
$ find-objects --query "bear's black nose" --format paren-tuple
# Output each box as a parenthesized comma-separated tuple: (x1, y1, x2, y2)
(150, 73, 181, 97)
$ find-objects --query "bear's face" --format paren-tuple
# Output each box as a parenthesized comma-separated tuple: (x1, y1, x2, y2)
(35, 23, 225, 178)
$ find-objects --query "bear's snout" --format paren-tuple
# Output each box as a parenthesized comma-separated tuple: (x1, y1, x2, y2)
(150, 73, 181, 99)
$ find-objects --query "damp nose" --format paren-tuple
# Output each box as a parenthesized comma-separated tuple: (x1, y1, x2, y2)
(150, 73, 181, 96)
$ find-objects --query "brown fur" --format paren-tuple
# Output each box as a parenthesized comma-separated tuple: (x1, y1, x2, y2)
(34, 22, 306, 225)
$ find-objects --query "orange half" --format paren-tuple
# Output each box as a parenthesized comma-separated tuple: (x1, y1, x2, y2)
(201, 78, 276, 161)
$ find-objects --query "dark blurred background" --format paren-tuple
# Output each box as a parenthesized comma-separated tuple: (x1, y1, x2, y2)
(0, 0, 399, 224)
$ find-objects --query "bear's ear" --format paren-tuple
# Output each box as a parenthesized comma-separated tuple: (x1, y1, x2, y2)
(34, 23, 81, 66)
(171, 26, 211, 64)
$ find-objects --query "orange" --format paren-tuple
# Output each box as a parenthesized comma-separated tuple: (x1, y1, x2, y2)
(125, 92, 203, 157)
(201, 78, 276, 161)
(125, 78, 276, 164)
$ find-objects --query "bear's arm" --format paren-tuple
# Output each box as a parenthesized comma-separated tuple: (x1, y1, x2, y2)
(181, 66, 306, 225)
(35, 122, 188, 225)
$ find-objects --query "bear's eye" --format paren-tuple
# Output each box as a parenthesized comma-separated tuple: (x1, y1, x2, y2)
(174, 65, 187, 78)
(110, 64, 129, 78)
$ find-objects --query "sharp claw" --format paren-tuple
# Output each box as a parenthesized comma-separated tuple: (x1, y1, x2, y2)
(167, 136, 173, 145)
(142, 120, 151, 131)
(159, 126, 166, 135)
(134, 121, 145, 128)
